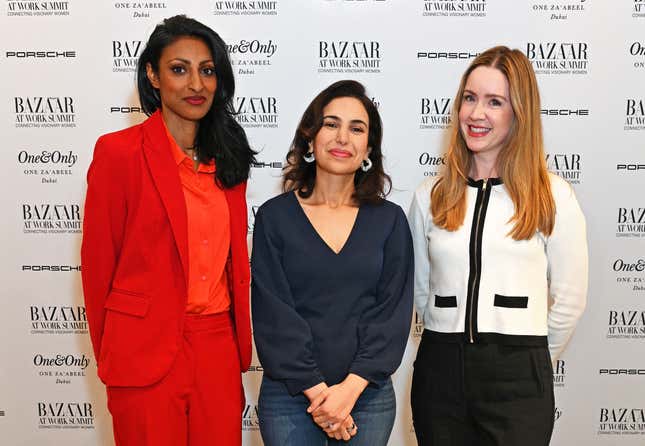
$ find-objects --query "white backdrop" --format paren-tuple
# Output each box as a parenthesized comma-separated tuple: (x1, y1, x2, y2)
(1, 1, 645, 445)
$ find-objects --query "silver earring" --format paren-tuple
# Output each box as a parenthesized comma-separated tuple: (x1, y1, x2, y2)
(303, 142, 315, 163)
(361, 158, 373, 172)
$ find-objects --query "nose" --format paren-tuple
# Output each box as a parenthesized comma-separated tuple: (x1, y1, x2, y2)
(188, 69, 204, 92)
(470, 100, 485, 120)
(336, 125, 349, 144)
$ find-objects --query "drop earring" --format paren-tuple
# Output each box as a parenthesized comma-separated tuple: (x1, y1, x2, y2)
(303, 142, 315, 163)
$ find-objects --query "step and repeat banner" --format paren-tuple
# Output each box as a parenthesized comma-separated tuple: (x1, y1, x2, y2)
(1, 1, 644, 445)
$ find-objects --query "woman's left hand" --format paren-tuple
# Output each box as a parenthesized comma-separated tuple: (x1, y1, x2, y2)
(307, 373, 368, 429)
(324, 414, 358, 441)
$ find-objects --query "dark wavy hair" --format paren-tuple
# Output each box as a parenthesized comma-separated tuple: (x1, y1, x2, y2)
(137, 15, 255, 188)
(283, 80, 390, 204)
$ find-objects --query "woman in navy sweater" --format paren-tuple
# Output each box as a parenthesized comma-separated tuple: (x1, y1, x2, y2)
(251, 80, 413, 445)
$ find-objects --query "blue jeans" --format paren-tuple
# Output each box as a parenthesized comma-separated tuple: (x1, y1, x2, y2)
(258, 375, 396, 446)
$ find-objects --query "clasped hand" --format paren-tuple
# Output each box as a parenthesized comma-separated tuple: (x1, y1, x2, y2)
(304, 374, 368, 441)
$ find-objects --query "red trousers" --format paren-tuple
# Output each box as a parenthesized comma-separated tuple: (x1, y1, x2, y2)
(106, 312, 243, 446)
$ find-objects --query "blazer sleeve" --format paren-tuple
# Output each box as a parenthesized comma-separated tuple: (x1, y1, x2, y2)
(546, 180, 588, 361)
(408, 182, 432, 323)
(80, 137, 128, 360)
(349, 206, 414, 385)
(251, 208, 325, 395)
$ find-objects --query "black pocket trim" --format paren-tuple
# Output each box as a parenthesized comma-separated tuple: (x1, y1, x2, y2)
(494, 294, 528, 309)
(434, 295, 457, 308)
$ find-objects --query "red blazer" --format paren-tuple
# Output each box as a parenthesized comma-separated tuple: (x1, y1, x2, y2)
(81, 111, 251, 386)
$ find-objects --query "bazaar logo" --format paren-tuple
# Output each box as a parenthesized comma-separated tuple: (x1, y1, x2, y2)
(112, 40, 143, 73)
(607, 310, 645, 339)
(318, 41, 381, 74)
(545, 153, 581, 184)
(625, 99, 645, 131)
(233, 96, 278, 128)
(526, 42, 588, 75)
(247, 205, 259, 234)
(22, 203, 81, 234)
(7, 1, 70, 17)
(213, 1, 278, 16)
(553, 360, 566, 387)
(37, 402, 94, 429)
(598, 408, 645, 435)
(412, 311, 424, 339)
(29, 306, 88, 335)
(13, 96, 76, 128)
(242, 404, 260, 431)
(419, 97, 452, 130)
(635, 0, 645, 18)
(616, 207, 645, 238)
(422, 0, 487, 18)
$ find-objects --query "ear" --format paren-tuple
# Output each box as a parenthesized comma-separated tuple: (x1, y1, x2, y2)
(146, 62, 160, 89)
(367, 146, 372, 155)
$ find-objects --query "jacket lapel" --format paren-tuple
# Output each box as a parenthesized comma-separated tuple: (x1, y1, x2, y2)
(141, 111, 190, 285)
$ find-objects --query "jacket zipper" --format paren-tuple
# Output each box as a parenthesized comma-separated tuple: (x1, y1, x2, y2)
(468, 178, 487, 343)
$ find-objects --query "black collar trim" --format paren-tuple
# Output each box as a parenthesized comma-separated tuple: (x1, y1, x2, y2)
(467, 177, 503, 188)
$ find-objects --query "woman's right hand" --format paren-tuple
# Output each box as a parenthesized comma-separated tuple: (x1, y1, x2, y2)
(303, 383, 358, 441)
(303, 382, 328, 402)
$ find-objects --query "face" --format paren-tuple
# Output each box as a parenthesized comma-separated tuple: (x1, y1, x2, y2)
(146, 36, 217, 126)
(458, 65, 514, 160)
(311, 97, 370, 176)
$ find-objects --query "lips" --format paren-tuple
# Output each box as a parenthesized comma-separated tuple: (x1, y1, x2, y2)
(329, 149, 352, 158)
(184, 96, 206, 105)
(467, 125, 491, 137)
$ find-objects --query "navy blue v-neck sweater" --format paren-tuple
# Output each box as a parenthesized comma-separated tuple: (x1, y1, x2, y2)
(251, 192, 414, 395)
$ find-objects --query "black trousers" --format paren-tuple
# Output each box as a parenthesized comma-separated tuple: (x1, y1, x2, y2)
(411, 331, 554, 446)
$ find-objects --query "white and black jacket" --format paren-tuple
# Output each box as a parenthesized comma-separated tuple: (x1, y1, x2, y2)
(408, 173, 588, 361)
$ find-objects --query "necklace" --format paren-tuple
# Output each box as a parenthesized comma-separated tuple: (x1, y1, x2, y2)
(184, 146, 198, 161)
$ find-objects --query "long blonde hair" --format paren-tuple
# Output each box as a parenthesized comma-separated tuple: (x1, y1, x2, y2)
(431, 46, 555, 240)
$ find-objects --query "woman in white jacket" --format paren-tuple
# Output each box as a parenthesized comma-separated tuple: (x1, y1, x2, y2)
(408, 46, 588, 446)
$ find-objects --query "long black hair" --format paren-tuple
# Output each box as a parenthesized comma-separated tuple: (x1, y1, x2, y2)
(283, 80, 390, 205)
(137, 15, 255, 188)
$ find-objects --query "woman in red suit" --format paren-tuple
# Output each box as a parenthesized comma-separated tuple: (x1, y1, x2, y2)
(81, 15, 255, 446)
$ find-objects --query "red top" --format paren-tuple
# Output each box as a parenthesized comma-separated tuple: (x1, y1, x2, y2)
(164, 122, 231, 314)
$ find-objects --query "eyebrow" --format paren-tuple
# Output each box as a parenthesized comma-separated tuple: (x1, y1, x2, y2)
(168, 58, 214, 65)
(323, 114, 368, 127)
(463, 89, 508, 101)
